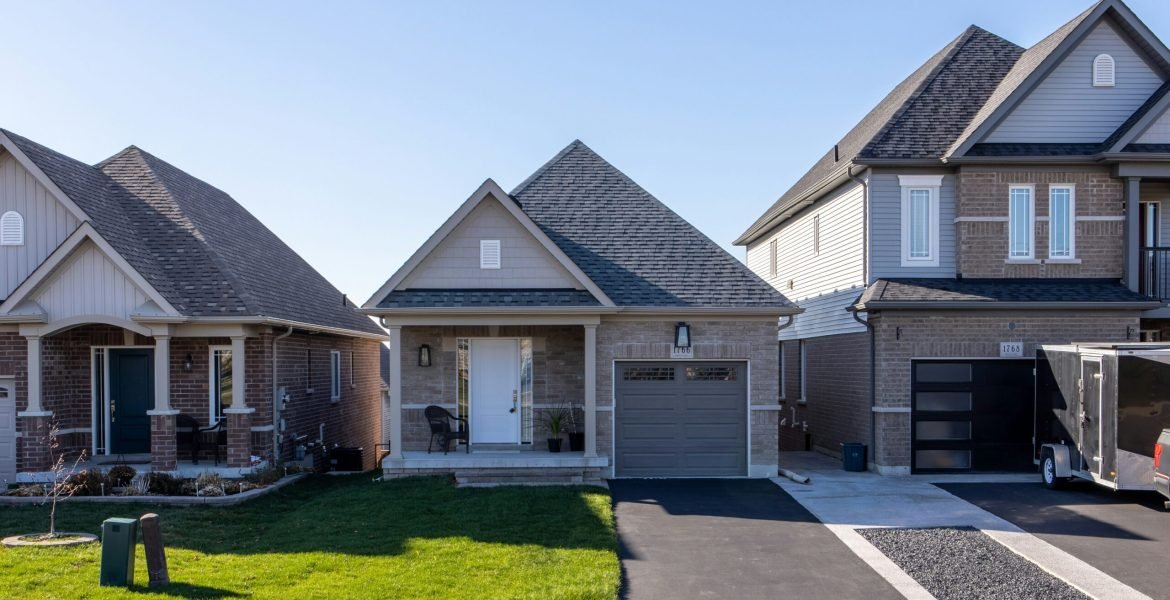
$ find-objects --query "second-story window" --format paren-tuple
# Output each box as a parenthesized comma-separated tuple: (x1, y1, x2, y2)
(1009, 185, 1035, 260)
(1049, 185, 1075, 259)
(769, 239, 778, 277)
(899, 175, 942, 267)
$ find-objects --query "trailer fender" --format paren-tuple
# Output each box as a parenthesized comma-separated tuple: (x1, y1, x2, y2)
(1042, 444, 1073, 478)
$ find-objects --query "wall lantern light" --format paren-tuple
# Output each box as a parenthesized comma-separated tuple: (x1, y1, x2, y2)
(183, 353, 194, 372)
(674, 322, 691, 349)
(418, 344, 432, 367)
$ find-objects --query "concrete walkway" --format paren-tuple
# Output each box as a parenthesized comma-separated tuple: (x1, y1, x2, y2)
(773, 452, 1149, 600)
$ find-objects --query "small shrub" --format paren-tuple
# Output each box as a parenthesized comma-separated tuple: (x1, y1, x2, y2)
(180, 480, 198, 496)
(107, 465, 136, 487)
(123, 474, 150, 496)
(243, 465, 284, 486)
(10, 484, 44, 497)
(66, 470, 110, 497)
(146, 472, 184, 495)
(198, 485, 224, 497)
(195, 472, 222, 490)
(221, 480, 242, 495)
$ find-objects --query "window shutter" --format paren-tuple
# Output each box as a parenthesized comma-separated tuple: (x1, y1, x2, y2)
(480, 240, 501, 269)
(1093, 54, 1115, 87)
(0, 211, 23, 245)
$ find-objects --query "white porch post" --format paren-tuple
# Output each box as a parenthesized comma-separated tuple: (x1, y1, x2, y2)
(226, 336, 250, 412)
(388, 326, 403, 459)
(19, 335, 47, 416)
(152, 335, 171, 412)
(584, 324, 597, 458)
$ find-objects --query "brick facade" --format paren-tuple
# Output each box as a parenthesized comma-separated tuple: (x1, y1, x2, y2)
(867, 309, 1139, 472)
(957, 166, 1124, 279)
(780, 332, 871, 458)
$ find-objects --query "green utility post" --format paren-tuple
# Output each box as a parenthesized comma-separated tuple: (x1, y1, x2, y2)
(99, 517, 138, 587)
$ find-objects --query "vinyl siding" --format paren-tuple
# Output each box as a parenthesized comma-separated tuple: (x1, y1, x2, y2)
(0, 153, 80, 300)
(869, 170, 957, 279)
(1135, 107, 1170, 144)
(401, 195, 581, 289)
(747, 181, 865, 339)
(31, 240, 152, 321)
(778, 288, 865, 341)
(986, 19, 1166, 143)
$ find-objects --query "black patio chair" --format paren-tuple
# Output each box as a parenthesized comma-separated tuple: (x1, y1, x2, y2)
(176, 414, 227, 465)
(425, 405, 468, 454)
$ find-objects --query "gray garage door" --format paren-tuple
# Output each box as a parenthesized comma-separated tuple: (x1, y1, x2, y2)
(615, 362, 747, 477)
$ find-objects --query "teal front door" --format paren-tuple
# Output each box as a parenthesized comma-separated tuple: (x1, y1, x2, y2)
(109, 349, 153, 455)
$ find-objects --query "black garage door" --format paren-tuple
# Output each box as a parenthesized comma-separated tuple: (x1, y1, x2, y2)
(911, 360, 1034, 473)
(615, 362, 747, 477)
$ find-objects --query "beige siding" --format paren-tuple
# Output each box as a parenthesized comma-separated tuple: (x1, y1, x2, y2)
(401, 196, 581, 289)
(0, 153, 80, 300)
(30, 240, 152, 321)
(987, 19, 1165, 143)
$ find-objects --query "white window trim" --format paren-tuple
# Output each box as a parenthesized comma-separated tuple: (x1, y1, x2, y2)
(330, 350, 342, 401)
(209, 346, 232, 424)
(0, 210, 23, 246)
(349, 351, 356, 389)
(899, 175, 942, 267)
(798, 340, 807, 404)
(480, 239, 501, 269)
(768, 239, 778, 278)
(1048, 184, 1076, 260)
(1093, 53, 1115, 87)
(1008, 185, 1036, 260)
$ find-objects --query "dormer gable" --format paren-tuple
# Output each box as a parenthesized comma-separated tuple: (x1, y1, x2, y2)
(0, 149, 83, 300)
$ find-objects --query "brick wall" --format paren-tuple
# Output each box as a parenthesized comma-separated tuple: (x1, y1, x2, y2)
(869, 309, 1140, 471)
(957, 166, 1124, 278)
(275, 332, 382, 470)
(597, 319, 779, 475)
(779, 332, 872, 458)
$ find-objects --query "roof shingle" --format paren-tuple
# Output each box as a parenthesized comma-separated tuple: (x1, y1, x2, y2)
(855, 278, 1158, 308)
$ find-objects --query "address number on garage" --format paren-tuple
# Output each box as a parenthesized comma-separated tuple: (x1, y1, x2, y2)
(999, 341, 1024, 357)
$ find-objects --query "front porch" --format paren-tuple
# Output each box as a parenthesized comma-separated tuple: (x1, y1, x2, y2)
(383, 450, 608, 486)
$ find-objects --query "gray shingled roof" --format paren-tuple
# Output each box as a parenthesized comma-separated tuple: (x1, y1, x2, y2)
(855, 278, 1158, 309)
(735, 26, 1023, 244)
(378, 289, 600, 308)
(3, 129, 383, 336)
(511, 141, 796, 310)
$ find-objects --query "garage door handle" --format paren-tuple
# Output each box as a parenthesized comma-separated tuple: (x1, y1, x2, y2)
(509, 391, 517, 414)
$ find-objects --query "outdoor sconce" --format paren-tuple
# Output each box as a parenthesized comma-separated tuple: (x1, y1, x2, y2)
(674, 322, 691, 348)
(183, 353, 194, 372)
(418, 344, 432, 367)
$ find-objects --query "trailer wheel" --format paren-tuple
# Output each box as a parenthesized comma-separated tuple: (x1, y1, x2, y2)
(1041, 448, 1065, 490)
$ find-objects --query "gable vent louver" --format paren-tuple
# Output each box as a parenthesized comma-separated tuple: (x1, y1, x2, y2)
(1093, 54, 1115, 87)
(0, 211, 23, 245)
(480, 239, 501, 269)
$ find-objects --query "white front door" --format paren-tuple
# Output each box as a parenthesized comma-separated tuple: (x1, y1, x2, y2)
(0, 379, 15, 485)
(470, 339, 519, 444)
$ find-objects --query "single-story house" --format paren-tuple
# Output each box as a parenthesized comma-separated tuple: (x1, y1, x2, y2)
(364, 141, 799, 483)
(0, 129, 387, 482)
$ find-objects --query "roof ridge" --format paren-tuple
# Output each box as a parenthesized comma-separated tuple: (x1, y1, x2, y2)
(509, 139, 584, 198)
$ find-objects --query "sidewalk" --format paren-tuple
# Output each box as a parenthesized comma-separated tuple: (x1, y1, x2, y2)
(772, 451, 1148, 600)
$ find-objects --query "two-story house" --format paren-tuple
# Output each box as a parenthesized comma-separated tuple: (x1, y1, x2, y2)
(0, 129, 387, 483)
(738, 0, 1170, 474)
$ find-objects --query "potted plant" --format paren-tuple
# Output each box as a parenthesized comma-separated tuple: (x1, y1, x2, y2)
(566, 402, 585, 452)
(541, 404, 569, 453)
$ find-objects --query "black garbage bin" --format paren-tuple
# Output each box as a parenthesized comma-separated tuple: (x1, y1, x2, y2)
(842, 442, 867, 472)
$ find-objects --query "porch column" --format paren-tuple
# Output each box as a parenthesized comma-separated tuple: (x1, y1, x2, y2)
(18, 335, 52, 471)
(147, 334, 179, 471)
(583, 324, 597, 458)
(1125, 176, 1141, 292)
(223, 336, 255, 468)
(388, 326, 403, 460)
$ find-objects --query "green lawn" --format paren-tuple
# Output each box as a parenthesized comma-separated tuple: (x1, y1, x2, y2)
(0, 475, 620, 599)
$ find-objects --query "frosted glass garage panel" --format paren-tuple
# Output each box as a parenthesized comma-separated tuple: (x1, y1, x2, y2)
(915, 363, 972, 383)
(915, 392, 972, 411)
(915, 450, 971, 470)
(916, 421, 972, 441)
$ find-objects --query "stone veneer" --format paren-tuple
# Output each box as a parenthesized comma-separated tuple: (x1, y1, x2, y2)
(867, 309, 1139, 473)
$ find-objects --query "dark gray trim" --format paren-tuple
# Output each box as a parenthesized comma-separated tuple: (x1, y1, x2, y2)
(854, 301, 1160, 311)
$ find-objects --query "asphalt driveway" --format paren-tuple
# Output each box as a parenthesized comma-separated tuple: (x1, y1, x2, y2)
(940, 482, 1170, 600)
(610, 479, 901, 600)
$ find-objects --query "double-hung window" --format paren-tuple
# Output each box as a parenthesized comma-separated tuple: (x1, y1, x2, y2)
(330, 350, 342, 401)
(1048, 185, 1075, 259)
(899, 175, 942, 267)
(210, 347, 233, 422)
(1008, 185, 1035, 260)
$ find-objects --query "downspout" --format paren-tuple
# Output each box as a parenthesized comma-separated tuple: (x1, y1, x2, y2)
(272, 326, 294, 465)
(851, 304, 876, 468)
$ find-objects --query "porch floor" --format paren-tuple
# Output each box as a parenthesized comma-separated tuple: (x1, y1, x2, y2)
(383, 451, 609, 470)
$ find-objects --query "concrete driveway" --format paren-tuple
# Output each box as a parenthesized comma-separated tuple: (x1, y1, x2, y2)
(610, 478, 901, 600)
(940, 482, 1170, 600)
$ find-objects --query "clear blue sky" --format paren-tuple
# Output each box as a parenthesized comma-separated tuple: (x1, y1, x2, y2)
(3, 1, 1166, 302)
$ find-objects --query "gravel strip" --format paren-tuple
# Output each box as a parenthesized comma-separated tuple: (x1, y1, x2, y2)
(858, 526, 1088, 600)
